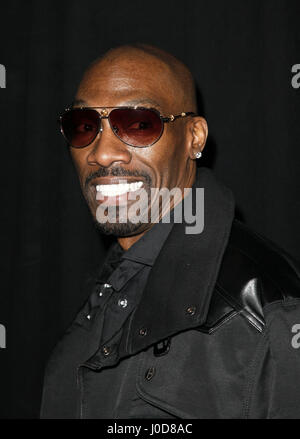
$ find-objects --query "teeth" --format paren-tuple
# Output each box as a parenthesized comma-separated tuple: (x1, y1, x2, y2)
(95, 181, 143, 197)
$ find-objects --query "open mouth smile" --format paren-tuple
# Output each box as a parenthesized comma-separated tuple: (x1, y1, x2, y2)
(95, 181, 144, 197)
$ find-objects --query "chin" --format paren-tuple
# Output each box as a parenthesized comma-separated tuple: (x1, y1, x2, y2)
(90, 197, 151, 237)
(93, 219, 147, 237)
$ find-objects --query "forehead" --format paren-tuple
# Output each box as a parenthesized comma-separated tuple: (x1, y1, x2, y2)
(76, 56, 179, 112)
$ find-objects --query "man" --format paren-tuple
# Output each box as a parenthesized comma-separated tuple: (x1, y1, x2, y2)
(40, 44, 300, 419)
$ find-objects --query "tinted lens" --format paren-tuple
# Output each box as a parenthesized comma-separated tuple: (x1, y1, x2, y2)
(60, 109, 100, 147)
(109, 108, 163, 147)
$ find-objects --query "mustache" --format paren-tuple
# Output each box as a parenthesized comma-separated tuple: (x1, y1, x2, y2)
(85, 167, 152, 187)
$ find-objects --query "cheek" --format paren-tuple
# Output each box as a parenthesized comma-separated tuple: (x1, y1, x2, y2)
(134, 145, 176, 189)
(152, 133, 185, 167)
(143, 131, 180, 164)
(70, 149, 88, 179)
(154, 132, 187, 185)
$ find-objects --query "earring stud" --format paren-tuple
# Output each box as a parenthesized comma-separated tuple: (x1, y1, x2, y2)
(194, 151, 202, 159)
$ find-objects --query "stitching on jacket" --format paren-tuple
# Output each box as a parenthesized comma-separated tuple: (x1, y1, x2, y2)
(240, 310, 263, 332)
(267, 339, 276, 420)
(77, 365, 85, 419)
(215, 284, 264, 332)
(136, 351, 187, 419)
(242, 326, 270, 419)
(202, 310, 239, 334)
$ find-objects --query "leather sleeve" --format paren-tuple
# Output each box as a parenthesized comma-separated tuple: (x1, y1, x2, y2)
(244, 299, 300, 419)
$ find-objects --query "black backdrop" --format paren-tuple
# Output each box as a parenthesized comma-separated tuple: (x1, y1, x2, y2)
(0, 0, 299, 418)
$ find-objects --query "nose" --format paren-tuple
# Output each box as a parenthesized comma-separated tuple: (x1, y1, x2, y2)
(87, 119, 132, 168)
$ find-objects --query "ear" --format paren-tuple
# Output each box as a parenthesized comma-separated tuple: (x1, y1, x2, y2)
(186, 117, 208, 160)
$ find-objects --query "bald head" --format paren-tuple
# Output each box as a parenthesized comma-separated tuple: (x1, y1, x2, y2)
(77, 44, 197, 113)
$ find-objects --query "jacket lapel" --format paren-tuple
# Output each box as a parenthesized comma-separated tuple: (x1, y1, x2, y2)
(126, 168, 235, 354)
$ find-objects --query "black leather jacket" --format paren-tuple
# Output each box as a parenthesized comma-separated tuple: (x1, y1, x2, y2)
(40, 170, 300, 419)
(127, 220, 300, 419)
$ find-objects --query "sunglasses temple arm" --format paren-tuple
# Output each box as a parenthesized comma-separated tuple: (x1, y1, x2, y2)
(162, 112, 197, 123)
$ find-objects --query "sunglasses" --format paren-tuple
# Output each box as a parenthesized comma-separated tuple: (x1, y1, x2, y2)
(58, 106, 196, 148)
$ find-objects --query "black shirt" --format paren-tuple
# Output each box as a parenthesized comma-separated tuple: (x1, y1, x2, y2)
(40, 211, 175, 418)
(91, 220, 174, 354)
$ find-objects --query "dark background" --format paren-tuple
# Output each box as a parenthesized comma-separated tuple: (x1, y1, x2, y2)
(0, 0, 299, 418)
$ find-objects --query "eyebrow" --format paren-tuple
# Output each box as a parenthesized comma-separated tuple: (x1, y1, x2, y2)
(124, 98, 164, 112)
(71, 98, 88, 107)
(71, 97, 165, 113)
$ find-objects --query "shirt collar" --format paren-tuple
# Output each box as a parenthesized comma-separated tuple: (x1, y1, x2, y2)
(98, 204, 174, 292)
(121, 221, 174, 266)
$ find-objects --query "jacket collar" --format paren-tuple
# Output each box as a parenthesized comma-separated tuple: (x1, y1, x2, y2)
(123, 167, 235, 355)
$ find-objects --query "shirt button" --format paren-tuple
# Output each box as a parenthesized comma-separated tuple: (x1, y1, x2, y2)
(145, 367, 156, 381)
(118, 298, 128, 308)
(99, 283, 112, 296)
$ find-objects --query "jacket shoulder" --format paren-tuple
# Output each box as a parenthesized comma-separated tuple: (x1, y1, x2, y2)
(199, 220, 300, 334)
